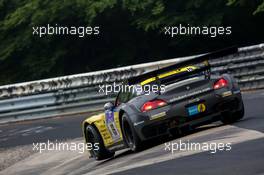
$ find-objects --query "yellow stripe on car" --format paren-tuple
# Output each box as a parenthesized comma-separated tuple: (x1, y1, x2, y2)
(140, 66, 197, 86)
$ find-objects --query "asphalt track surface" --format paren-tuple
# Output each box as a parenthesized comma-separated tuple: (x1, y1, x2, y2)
(0, 90, 264, 175)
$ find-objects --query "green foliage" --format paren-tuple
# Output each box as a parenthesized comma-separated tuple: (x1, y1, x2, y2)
(254, 1, 264, 14)
(0, 0, 263, 85)
(226, 0, 264, 14)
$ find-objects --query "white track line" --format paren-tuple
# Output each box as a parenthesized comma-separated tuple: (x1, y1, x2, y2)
(84, 126, 264, 175)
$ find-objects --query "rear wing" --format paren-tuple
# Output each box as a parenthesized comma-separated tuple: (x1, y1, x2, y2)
(127, 47, 238, 85)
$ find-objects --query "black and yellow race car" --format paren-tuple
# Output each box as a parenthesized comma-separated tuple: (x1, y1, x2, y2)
(82, 47, 244, 160)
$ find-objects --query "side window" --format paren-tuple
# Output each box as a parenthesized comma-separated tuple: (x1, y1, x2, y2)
(115, 92, 130, 106)
(115, 90, 137, 106)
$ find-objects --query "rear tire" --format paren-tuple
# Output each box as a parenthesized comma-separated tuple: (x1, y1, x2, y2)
(221, 102, 244, 124)
(121, 113, 142, 152)
(86, 125, 115, 160)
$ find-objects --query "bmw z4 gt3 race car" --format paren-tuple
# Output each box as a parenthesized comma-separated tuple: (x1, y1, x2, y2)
(82, 47, 244, 160)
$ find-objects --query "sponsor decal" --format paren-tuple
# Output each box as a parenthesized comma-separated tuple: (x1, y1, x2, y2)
(187, 103, 206, 116)
(222, 91, 232, 97)
(134, 121, 145, 126)
(150, 112, 166, 120)
(197, 103, 206, 112)
(169, 87, 211, 103)
(188, 97, 200, 103)
(105, 110, 120, 141)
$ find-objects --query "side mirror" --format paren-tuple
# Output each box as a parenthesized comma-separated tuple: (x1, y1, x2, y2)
(104, 102, 114, 111)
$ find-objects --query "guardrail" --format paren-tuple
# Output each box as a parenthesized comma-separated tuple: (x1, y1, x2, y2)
(0, 43, 263, 124)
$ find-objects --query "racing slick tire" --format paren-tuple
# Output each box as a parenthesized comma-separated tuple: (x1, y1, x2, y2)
(121, 113, 143, 152)
(86, 125, 115, 160)
(221, 102, 245, 124)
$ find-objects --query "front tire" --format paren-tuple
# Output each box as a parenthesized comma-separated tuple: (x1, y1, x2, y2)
(121, 113, 142, 152)
(86, 125, 115, 160)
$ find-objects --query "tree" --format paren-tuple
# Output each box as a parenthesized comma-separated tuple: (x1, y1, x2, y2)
(0, 0, 263, 85)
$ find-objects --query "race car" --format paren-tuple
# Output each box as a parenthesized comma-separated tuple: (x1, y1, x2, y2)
(82, 47, 244, 160)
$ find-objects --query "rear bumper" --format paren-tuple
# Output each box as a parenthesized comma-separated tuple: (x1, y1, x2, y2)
(132, 89, 243, 140)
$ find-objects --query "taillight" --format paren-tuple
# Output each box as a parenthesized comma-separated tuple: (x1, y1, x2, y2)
(141, 99, 167, 112)
(213, 78, 228, 90)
